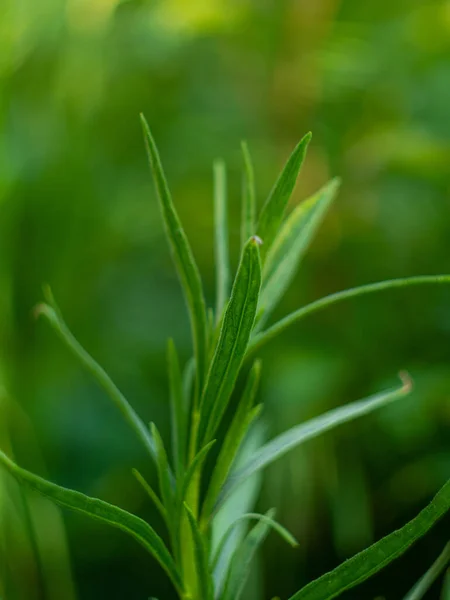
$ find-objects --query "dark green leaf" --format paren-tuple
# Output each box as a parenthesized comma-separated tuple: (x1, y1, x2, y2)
(403, 541, 450, 600)
(167, 339, 187, 477)
(150, 423, 175, 520)
(184, 503, 214, 600)
(257, 133, 311, 261)
(132, 469, 167, 525)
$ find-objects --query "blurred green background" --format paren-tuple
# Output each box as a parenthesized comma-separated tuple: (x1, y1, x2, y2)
(1, 0, 450, 598)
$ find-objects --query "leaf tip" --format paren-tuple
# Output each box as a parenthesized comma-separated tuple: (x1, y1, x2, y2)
(399, 370, 414, 394)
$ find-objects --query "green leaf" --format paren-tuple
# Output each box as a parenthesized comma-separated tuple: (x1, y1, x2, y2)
(288, 478, 450, 600)
(216, 373, 412, 511)
(442, 569, 450, 600)
(213, 159, 230, 320)
(140, 115, 208, 394)
(403, 541, 450, 600)
(258, 178, 340, 325)
(132, 469, 167, 525)
(200, 361, 262, 525)
(179, 441, 216, 510)
(211, 511, 297, 571)
(184, 503, 214, 600)
(150, 423, 175, 520)
(0, 450, 183, 595)
(167, 339, 187, 477)
(198, 237, 262, 444)
(34, 291, 156, 464)
(257, 133, 311, 261)
(221, 508, 276, 600)
(240, 141, 256, 249)
(249, 275, 450, 355)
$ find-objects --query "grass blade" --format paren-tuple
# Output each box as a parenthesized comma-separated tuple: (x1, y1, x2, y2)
(288, 478, 450, 600)
(241, 141, 256, 249)
(257, 133, 311, 261)
(249, 275, 450, 354)
(35, 292, 156, 464)
(213, 159, 230, 320)
(258, 178, 340, 325)
(198, 237, 262, 444)
(211, 511, 298, 571)
(184, 503, 214, 600)
(221, 508, 276, 600)
(0, 450, 183, 595)
(167, 339, 187, 477)
(216, 373, 412, 511)
(404, 541, 450, 600)
(140, 114, 208, 394)
(200, 360, 262, 525)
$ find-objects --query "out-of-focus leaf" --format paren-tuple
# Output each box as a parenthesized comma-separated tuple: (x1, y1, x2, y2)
(201, 360, 262, 524)
(288, 479, 450, 600)
(198, 237, 262, 444)
(241, 141, 256, 250)
(217, 373, 412, 510)
(257, 133, 311, 261)
(258, 178, 340, 325)
(213, 159, 230, 320)
(0, 450, 183, 596)
(403, 541, 450, 600)
(141, 114, 208, 393)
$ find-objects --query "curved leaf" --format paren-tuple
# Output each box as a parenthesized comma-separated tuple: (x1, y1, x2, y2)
(216, 373, 412, 512)
(141, 115, 208, 394)
(0, 450, 183, 595)
(403, 541, 450, 600)
(198, 236, 262, 444)
(289, 478, 450, 600)
(257, 133, 311, 261)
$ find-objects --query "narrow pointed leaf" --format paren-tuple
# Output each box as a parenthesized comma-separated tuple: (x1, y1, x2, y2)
(167, 339, 187, 477)
(35, 293, 156, 464)
(150, 423, 175, 520)
(184, 503, 214, 600)
(180, 441, 216, 508)
(241, 141, 256, 249)
(212, 511, 297, 571)
(198, 237, 262, 444)
(217, 373, 412, 511)
(442, 569, 450, 600)
(221, 508, 276, 600)
(289, 478, 450, 600)
(132, 469, 167, 524)
(250, 275, 450, 355)
(404, 541, 450, 600)
(257, 133, 311, 261)
(0, 450, 183, 595)
(141, 115, 208, 392)
(213, 159, 230, 320)
(201, 361, 262, 524)
(258, 178, 340, 325)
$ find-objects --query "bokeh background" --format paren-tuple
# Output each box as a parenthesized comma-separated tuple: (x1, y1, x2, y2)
(1, 0, 450, 598)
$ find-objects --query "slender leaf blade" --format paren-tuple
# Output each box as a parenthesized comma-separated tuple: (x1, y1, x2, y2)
(404, 541, 450, 600)
(198, 236, 262, 444)
(184, 503, 214, 600)
(167, 339, 187, 477)
(150, 423, 175, 520)
(289, 478, 450, 600)
(217, 373, 412, 510)
(241, 141, 256, 249)
(132, 469, 167, 524)
(140, 115, 208, 393)
(257, 133, 311, 261)
(0, 450, 183, 595)
(201, 360, 262, 524)
(214, 159, 230, 320)
(259, 178, 340, 324)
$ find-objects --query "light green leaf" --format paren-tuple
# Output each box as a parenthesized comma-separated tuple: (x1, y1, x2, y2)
(217, 373, 412, 511)
(167, 339, 187, 477)
(258, 178, 340, 325)
(240, 141, 256, 249)
(184, 503, 214, 600)
(179, 441, 216, 510)
(257, 133, 311, 261)
(289, 478, 450, 600)
(249, 275, 450, 355)
(213, 159, 230, 320)
(35, 291, 156, 464)
(200, 361, 262, 525)
(221, 508, 276, 600)
(211, 511, 297, 571)
(198, 236, 262, 444)
(404, 541, 450, 600)
(132, 469, 167, 525)
(141, 115, 208, 394)
(0, 450, 183, 595)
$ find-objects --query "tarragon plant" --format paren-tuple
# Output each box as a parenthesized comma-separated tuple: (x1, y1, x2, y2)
(1, 115, 449, 600)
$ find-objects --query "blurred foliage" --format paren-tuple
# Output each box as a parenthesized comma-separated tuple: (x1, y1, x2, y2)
(1, 0, 450, 598)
